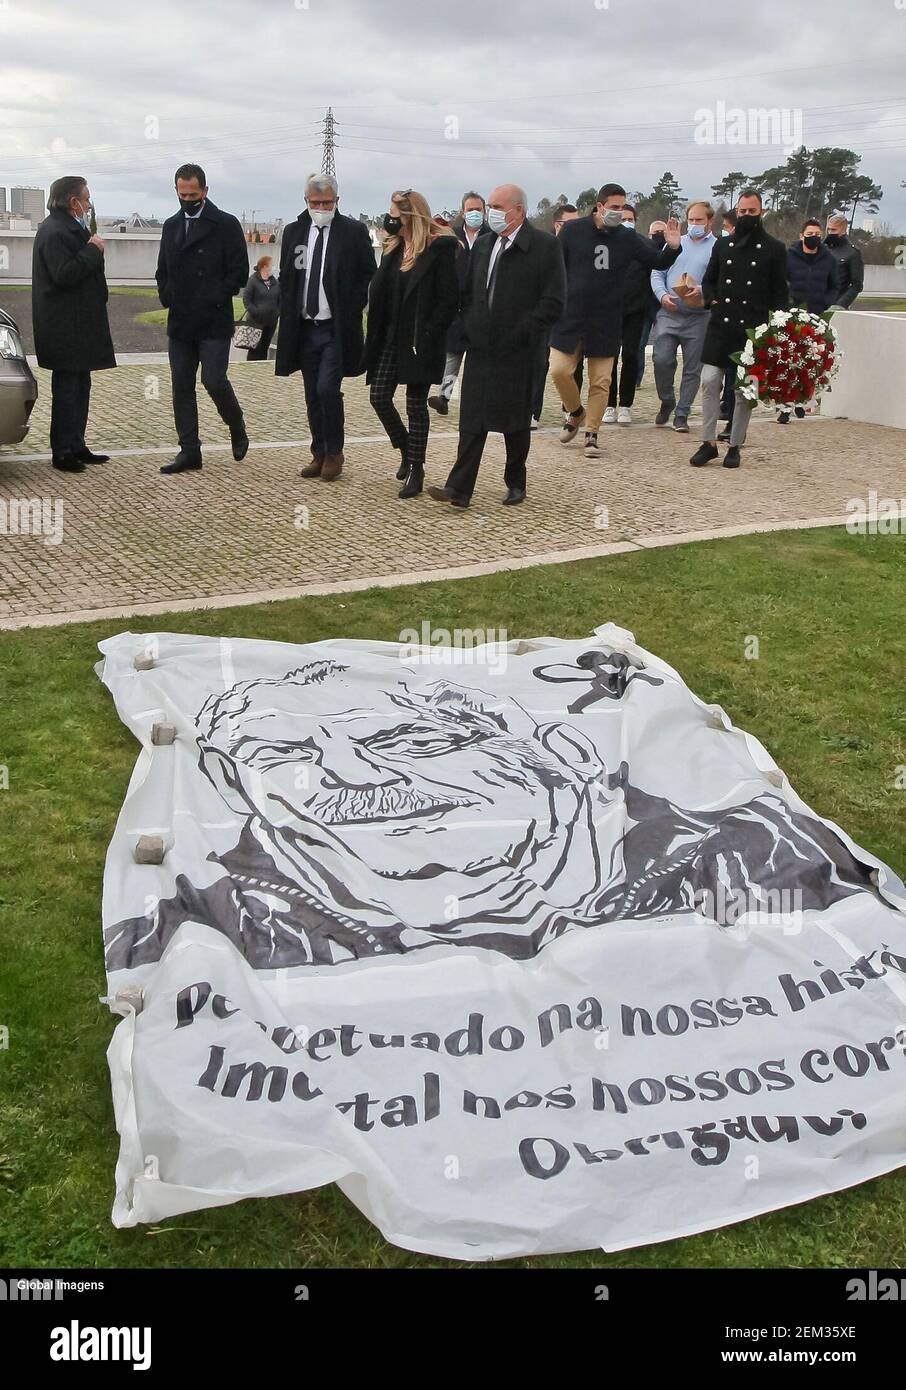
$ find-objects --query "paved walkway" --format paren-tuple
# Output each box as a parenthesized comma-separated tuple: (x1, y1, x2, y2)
(1, 362, 904, 628)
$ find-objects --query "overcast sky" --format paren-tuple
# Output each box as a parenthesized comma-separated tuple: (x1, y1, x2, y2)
(1, 0, 905, 228)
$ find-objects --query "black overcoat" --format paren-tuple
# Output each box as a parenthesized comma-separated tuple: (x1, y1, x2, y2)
(701, 225, 789, 367)
(31, 209, 115, 372)
(155, 200, 249, 341)
(274, 210, 376, 379)
(364, 235, 459, 385)
(445, 221, 491, 356)
(458, 220, 566, 435)
(550, 214, 681, 356)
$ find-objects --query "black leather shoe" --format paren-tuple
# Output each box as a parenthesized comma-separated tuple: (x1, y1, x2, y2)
(395, 449, 408, 481)
(231, 429, 250, 461)
(428, 395, 449, 415)
(655, 400, 675, 426)
(717, 427, 731, 442)
(427, 485, 454, 503)
(161, 452, 202, 474)
(399, 467, 424, 499)
(502, 488, 526, 506)
(74, 449, 109, 464)
(52, 453, 85, 473)
(723, 446, 742, 468)
(690, 443, 719, 467)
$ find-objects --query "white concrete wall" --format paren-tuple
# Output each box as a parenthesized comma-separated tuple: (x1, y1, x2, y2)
(863, 265, 906, 295)
(823, 311, 906, 429)
(0, 229, 281, 284)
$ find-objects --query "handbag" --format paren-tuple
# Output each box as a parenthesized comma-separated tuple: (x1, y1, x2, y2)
(233, 317, 263, 349)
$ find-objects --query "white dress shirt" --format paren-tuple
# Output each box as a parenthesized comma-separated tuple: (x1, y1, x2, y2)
(486, 219, 522, 286)
(302, 219, 332, 320)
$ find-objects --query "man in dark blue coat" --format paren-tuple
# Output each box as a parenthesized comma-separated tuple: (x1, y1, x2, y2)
(549, 183, 681, 458)
(276, 174, 376, 481)
(775, 219, 838, 425)
(155, 164, 250, 474)
(32, 176, 115, 473)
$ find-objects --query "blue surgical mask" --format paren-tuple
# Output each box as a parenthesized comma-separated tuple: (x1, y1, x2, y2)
(487, 208, 508, 234)
(688, 224, 707, 240)
(464, 209, 484, 229)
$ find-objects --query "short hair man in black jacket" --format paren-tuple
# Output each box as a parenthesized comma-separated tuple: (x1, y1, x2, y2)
(155, 163, 251, 474)
(823, 214, 865, 309)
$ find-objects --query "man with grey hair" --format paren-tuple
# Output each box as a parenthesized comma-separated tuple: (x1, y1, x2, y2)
(275, 174, 376, 480)
(428, 182, 566, 508)
(823, 213, 864, 309)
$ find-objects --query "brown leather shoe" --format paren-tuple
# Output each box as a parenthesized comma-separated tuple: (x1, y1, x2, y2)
(321, 452, 344, 481)
(300, 455, 324, 478)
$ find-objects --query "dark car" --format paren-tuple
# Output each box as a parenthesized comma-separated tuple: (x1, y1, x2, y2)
(0, 306, 39, 446)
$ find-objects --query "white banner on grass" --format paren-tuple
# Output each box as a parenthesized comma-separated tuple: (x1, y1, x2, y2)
(97, 625, 906, 1259)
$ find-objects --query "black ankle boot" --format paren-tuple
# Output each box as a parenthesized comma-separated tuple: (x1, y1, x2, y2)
(399, 466, 424, 499)
(395, 444, 408, 480)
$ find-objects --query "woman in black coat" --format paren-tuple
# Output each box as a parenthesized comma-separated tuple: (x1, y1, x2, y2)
(365, 190, 459, 498)
(240, 253, 281, 360)
(32, 176, 115, 472)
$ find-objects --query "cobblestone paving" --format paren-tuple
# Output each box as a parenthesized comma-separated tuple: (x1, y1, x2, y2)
(1, 362, 904, 625)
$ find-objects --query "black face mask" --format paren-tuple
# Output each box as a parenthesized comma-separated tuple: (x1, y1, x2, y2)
(179, 197, 204, 214)
(735, 213, 761, 236)
(383, 213, 402, 235)
(650, 232, 666, 249)
(825, 233, 844, 247)
(803, 234, 821, 250)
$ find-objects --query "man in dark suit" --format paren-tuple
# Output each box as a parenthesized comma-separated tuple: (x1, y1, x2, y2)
(275, 174, 376, 481)
(155, 163, 250, 475)
(691, 188, 789, 469)
(31, 176, 115, 473)
(427, 183, 566, 509)
(428, 190, 490, 416)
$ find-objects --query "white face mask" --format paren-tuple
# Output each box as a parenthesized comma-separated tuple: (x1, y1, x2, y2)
(310, 208, 336, 228)
(487, 207, 508, 234)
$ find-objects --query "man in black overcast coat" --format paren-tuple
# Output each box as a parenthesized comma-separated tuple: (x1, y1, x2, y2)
(155, 163, 250, 474)
(427, 182, 566, 509)
(32, 175, 115, 473)
(691, 188, 788, 470)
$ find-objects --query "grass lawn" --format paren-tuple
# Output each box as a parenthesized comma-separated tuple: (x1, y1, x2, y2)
(1, 525, 905, 1269)
(136, 295, 244, 326)
(853, 296, 906, 312)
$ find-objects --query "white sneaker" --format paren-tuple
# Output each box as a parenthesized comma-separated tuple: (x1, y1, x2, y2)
(603, 407, 617, 425)
(617, 407, 632, 426)
(530, 416, 540, 431)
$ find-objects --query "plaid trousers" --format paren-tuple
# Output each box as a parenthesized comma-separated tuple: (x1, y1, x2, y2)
(369, 337, 431, 470)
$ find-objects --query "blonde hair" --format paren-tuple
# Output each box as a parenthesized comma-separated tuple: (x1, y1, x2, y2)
(384, 189, 454, 269)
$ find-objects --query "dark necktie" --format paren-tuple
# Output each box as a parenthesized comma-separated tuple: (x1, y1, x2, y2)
(305, 227, 324, 319)
(184, 215, 197, 242)
(487, 235, 509, 310)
